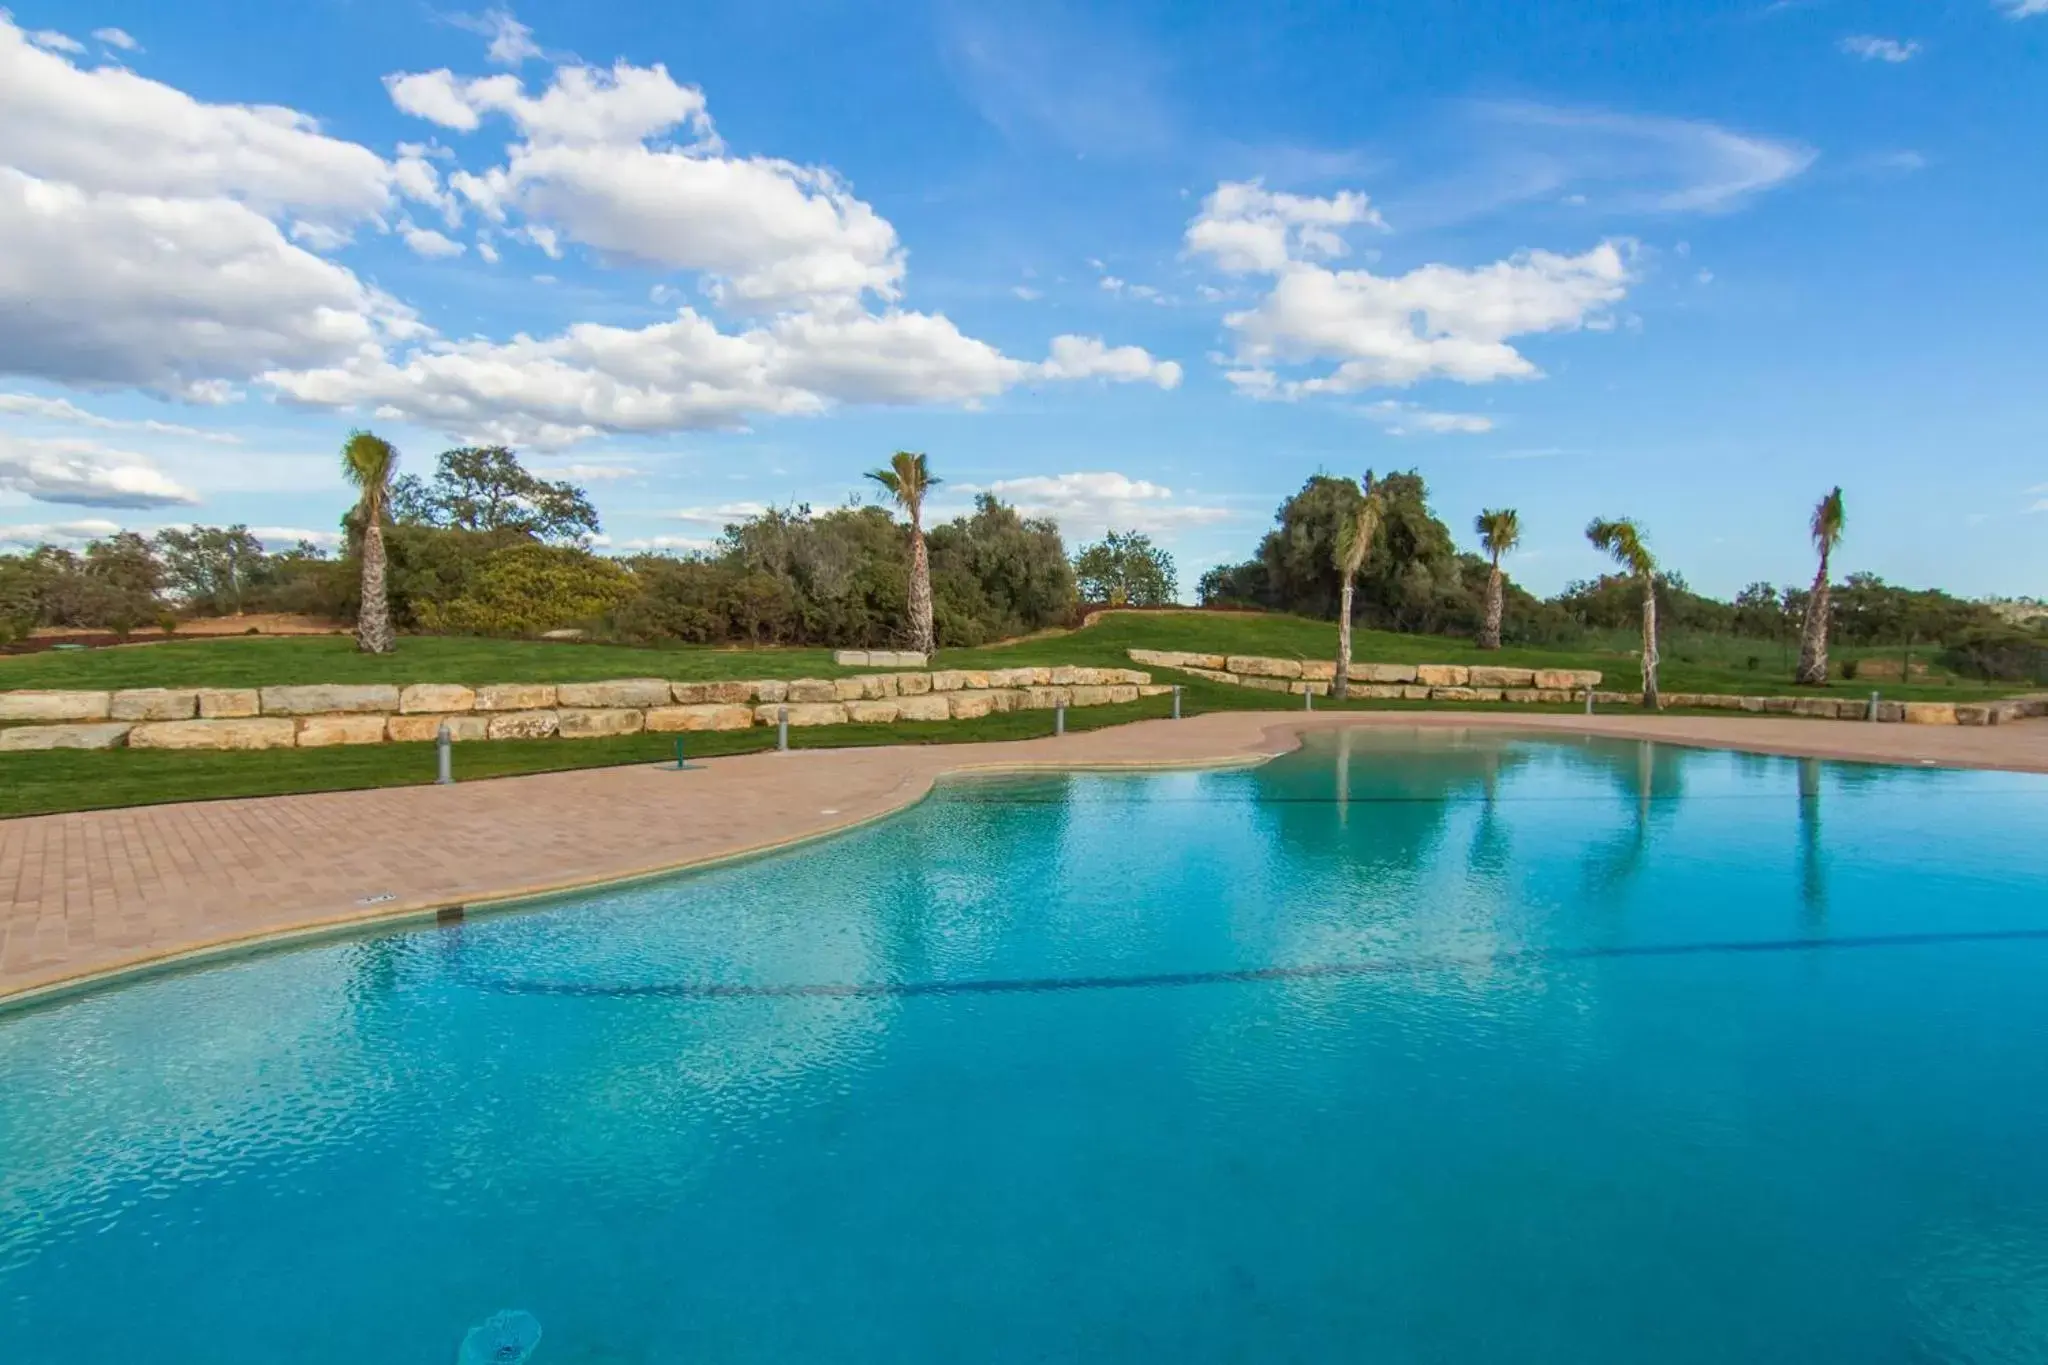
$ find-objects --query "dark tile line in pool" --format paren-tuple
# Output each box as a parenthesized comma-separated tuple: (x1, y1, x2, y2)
(461, 927, 2048, 1002)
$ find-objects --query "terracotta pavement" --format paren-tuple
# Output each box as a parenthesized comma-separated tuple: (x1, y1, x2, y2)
(4, 710, 2046, 1007)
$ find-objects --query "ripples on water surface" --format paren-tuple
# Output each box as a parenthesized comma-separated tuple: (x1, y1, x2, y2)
(5, 730, 2048, 1363)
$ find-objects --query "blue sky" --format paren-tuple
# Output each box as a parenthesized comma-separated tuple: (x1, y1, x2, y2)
(0, 0, 2043, 599)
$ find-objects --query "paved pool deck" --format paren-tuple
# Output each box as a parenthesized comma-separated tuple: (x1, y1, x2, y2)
(4, 710, 2045, 1008)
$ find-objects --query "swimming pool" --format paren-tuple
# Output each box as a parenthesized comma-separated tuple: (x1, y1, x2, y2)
(4, 729, 2047, 1362)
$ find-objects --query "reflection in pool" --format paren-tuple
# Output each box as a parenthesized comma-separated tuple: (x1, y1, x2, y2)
(3, 730, 2047, 1363)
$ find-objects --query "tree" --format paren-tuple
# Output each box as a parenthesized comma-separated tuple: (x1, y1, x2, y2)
(1795, 486, 1846, 686)
(1332, 475, 1383, 698)
(342, 430, 399, 654)
(155, 525, 266, 615)
(390, 446, 599, 543)
(1586, 517, 1659, 708)
(1074, 530, 1178, 607)
(866, 451, 939, 655)
(1473, 508, 1522, 651)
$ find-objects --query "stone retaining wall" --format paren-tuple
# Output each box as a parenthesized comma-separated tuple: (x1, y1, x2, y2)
(0, 667, 1165, 752)
(1128, 649, 2046, 727)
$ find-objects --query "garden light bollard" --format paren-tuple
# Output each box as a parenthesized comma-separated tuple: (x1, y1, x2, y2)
(1171, 685, 1182, 720)
(1869, 690, 1880, 722)
(435, 723, 453, 785)
(1584, 687, 1595, 714)
(672, 736, 697, 770)
(777, 706, 789, 752)
(1304, 687, 1314, 711)
(1054, 702, 1066, 737)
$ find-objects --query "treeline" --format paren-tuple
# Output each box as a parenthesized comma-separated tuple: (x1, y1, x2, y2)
(1199, 473, 2043, 680)
(2, 447, 1184, 650)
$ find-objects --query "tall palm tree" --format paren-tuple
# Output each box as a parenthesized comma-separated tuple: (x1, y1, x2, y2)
(1473, 508, 1521, 651)
(1795, 486, 1846, 686)
(1586, 516, 1659, 709)
(867, 451, 939, 656)
(342, 430, 398, 655)
(1332, 473, 1382, 699)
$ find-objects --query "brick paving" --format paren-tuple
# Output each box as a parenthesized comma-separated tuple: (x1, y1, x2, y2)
(4, 711, 2045, 1006)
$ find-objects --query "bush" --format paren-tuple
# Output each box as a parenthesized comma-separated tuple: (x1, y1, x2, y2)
(1940, 626, 2048, 683)
(416, 543, 636, 636)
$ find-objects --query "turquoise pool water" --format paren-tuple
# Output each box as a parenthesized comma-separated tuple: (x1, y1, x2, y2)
(4, 730, 2048, 1363)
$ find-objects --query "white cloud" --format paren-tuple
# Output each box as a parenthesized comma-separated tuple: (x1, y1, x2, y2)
(0, 433, 200, 507)
(1213, 227, 1632, 396)
(26, 28, 83, 53)
(1011, 285, 1042, 301)
(533, 462, 639, 481)
(1361, 400, 1495, 435)
(0, 517, 122, 547)
(0, 392, 241, 442)
(476, 239, 500, 263)
(400, 221, 466, 258)
(980, 471, 1232, 537)
(288, 219, 353, 251)
(91, 27, 139, 51)
(1997, 0, 2048, 17)
(1841, 35, 1920, 62)
(267, 309, 1178, 446)
(0, 167, 415, 395)
(0, 18, 392, 223)
(605, 533, 715, 554)
(667, 502, 770, 525)
(447, 9, 543, 66)
(1184, 180, 1382, 274)
(250, 526, 342, 549)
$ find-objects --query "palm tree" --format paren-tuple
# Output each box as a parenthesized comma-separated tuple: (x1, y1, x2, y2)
(1473, 508, 1521, 650)
(342, 430, 398, 655)
(1586, 516, 1659, 709)
(867, 451, 939, 656)
(1795, 487, 1846, 686)
(1332, 474, 1382, 699)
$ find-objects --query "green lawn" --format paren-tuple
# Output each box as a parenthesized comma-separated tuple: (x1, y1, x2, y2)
(1, 611, 2004, 702)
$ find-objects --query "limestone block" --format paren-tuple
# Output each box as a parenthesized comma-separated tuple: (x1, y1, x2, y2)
(755, 701, 848, 726)
(1138, 685, 1173, 698)
(1295, 660, 1335, 682)
(671, 680, 755, 705)
(875, 650, 927, 668)
(1431, 686, 1480, 702)
(1415, 665, 1468, 687)
(1228, 656, 1302, 679)
(785, 678, 839, 704)
(555, 679, 670, 709)
(895, 694, 951, 722)
(1955, 704, 1997, 727)
(986, 667, 1036, 688)
(1469, 688, 1505, 702)
(386, 714, 490, 743)
(0, 690, 110, 722)
(1903, 702, 1957, 726)
(398, 683, 477, 714)
(1401, 685, 1432, 700)
(128, 718, 298, 750)
(1504, 689, 1542, 704)
(896, 672, 933, 696)
(753, 680, 789, 704)
(931, 670, 969, 691)
(486, 710, 560, 740)
(260, 684, 400, 715)
(834, 677, 872, 702)
(645, 704, 754, 732)
(196, 688, 261, 719)
(1184, 667, 1234, 683)
(474, 683, 557, 712)
(1126, 649, 1180, 667)
(832, 650, 871, 667)
(1468, 666, 1536, 688)
(844, 700, 902, 724)
(1359, 663, 1417, 684)
(0, 722, 131, 751)
(1761, 697, 1798, 714)
(1239, 676, 1292, 694)
(1355, 684, 1407, 700)
(556, 708, 646, 739)
(948, 693, 995, 720)
(1185, 654, 1227, 671)
(1596, 691, 1638, 706)
(1874, 701, 1905, 722)
(1289, 680, 1330, 697)
(1533, 689, 1575, 705)
(1108, 684, 1141, 703)
(1020, 687, 1069, 710)
(1791, 698, 1838, 719)
(110, 688, 198, 721)
(297, 715, 390, 747)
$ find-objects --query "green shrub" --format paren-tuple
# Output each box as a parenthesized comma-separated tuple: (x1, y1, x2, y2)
(417, 543, 636, 636)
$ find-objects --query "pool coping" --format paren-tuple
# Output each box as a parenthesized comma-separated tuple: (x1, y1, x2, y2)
(3, 709, 2043, 1015)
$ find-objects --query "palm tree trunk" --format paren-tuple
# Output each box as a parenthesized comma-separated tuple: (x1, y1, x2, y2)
(907, 521, 935, 657)
(1334, 577, 1354, 698)
(356, 521, 395, 655)
(1795, 550, 1830, 685)
(1640, 575, 1660, 710)
(1479, 560, 1504, 650)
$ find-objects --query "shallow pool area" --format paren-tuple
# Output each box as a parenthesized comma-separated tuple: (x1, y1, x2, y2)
(4, 729, 2048, 1363)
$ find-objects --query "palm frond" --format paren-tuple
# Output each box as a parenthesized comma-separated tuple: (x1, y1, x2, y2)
(1475, 508, 1521, 558)
(1810, 487, 1846, 553)
(1586, 516, 1654, 578)
(866, 450, 938, 514)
